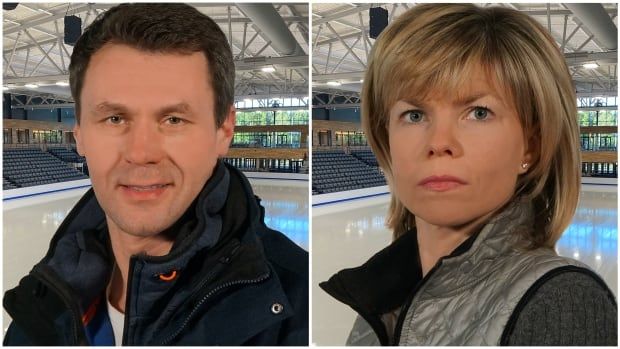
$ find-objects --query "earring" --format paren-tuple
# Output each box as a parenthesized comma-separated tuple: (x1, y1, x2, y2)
(521, 163, 529, 169)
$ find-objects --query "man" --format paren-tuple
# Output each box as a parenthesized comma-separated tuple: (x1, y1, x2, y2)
(3, 3, 308, 345)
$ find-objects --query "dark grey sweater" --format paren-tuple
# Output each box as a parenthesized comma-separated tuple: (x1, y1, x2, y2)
(506, 271, 617, 345)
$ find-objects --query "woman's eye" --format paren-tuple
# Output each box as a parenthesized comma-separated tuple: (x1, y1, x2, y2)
(470, 107, 491, 120)
(404, 110, 425, 123)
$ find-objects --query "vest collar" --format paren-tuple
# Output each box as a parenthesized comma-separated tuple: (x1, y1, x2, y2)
(320, 197, 535, 316)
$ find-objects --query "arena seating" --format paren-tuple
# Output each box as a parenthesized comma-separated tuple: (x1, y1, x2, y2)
(48, 146, 86, 163)
(351, 149, 379, 166)
(3, 148, 88, 190)
(3, 178, 18, 190)
(312, 149, 386, 194)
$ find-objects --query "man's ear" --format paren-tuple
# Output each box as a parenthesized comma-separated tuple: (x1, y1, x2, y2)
(216, 106, 235, 157)
(73, 121, 85, 156)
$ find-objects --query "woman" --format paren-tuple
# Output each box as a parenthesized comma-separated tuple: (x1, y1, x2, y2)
(319, 4, 617, 346)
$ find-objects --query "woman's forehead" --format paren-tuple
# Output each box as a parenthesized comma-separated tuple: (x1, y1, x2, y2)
(393, 66, 513, 108)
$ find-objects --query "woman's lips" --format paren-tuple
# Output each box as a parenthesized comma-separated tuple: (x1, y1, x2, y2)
(418, 175, 467, 192)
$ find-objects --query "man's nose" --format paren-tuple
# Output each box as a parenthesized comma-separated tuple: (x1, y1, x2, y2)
(123, 119, 165, 165)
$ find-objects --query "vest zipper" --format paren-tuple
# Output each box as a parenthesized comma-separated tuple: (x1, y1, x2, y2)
(392, 259, 444, 345)
(158, 271, 271, 345)
(350, 306, 390, 345)
(31, 267, 87, 345)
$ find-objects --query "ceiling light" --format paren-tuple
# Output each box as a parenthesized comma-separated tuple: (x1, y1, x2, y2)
(583, 63, 599, 69)
(2, 86, 9, 91)
(261, 66, 276, 73)
(327, 81, 341, 86)
(55, 81, 69, 86)
(25, 84, 39, 88)
(359, 79, 364, 83)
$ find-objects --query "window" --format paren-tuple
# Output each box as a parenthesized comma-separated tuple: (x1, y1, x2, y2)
(236, 110, 309, 126)
(3, 128, 12, 144)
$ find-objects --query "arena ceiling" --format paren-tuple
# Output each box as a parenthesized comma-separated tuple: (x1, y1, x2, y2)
(3, 3, 309, 108)
(313, 3, 618, 108)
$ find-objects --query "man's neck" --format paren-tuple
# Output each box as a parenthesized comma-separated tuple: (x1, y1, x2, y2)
(107, 220, 174, 313)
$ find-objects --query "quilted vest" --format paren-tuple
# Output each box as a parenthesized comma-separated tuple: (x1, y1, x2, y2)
(349, 198, 592, 346)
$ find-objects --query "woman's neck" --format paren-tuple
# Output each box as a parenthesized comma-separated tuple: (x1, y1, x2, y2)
(415, 212, 493, 277)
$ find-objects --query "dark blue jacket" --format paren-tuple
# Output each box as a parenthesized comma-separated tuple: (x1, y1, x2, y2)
(3, 162, 308, 345)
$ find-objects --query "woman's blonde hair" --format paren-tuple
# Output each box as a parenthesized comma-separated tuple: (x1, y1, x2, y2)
(362, 4, 581, 248)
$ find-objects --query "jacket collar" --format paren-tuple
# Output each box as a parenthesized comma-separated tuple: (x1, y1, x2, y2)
(38, 160, 233, 311)
(320, 197, 534, 316)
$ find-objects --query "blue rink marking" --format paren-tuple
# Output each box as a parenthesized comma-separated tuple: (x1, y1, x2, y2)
(3, 175, 308, 202)
(246, 176, 308, 181)
(3, 185, 93, 201)
(312, 192, 390, 207)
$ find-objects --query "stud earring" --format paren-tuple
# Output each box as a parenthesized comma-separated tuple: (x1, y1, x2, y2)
(521, 163, 529, 169)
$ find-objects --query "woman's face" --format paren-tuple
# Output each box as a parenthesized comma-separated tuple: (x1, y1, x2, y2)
(388, 69, 532, 228)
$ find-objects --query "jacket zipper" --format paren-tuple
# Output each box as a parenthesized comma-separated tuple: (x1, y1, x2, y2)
(159, 271, 271, 345)
(31, 267, 86, 345)
(122, 241, 242, 345)
(391, 259, 443, 345)
(121, 257, 137, 346)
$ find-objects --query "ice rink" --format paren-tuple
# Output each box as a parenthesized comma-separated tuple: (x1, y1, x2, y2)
(3, 179, 308, 329)
(312, 185, 618, 346)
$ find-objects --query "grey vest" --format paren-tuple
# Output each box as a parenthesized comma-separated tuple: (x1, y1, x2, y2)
(348, 199, 591, 346)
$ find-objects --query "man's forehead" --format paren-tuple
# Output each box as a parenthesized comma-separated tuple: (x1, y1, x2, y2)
(93, 100, 193, 112)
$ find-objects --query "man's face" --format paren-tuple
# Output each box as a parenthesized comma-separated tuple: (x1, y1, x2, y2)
(74, 43, 234, 237)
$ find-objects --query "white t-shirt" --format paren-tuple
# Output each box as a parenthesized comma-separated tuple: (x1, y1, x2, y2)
(106, 299, 125, 346)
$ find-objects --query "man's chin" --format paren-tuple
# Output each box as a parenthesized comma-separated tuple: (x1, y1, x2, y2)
(106, 213, 178, 238)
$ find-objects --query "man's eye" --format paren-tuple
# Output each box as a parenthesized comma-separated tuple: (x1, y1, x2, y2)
(165, 116, 184, 125)
(107, 115, 124, 124)
(403, 110, 425, 123)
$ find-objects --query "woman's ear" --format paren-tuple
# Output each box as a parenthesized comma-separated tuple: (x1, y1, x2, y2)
(521, 131, 540, 172)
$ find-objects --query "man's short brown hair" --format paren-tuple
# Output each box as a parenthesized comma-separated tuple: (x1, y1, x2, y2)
(69, 3, 235, 126)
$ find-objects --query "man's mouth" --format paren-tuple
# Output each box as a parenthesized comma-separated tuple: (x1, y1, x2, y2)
(119, 183, 172, 201)
(123, 184, 170, 191)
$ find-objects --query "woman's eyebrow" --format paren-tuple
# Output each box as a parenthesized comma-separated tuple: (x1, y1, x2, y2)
(400, 97, 427, 108)
(454, 92, 503, 106)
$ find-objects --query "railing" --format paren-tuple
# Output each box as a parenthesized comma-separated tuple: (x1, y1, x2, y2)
(3, 143, 76, 150)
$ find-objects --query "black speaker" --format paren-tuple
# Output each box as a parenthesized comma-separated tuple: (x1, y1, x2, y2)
(3, 3, 18, 11)
(369, 7, 388, 39)
(3, 93, 12, 119)
(64, 15, 82, 45)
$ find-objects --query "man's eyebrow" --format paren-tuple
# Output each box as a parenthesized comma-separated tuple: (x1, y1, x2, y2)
(91, 102, 192, 114)
(93, 101, 129, 114)
(157, 102, 192, 115)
